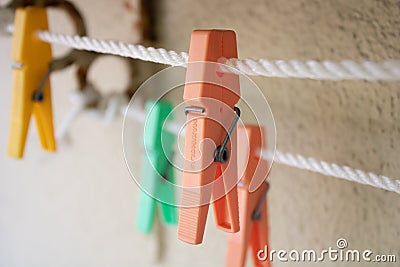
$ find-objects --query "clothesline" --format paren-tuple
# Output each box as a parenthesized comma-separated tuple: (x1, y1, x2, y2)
(39, 29, 399, 194)
(37, 31, 400, 81)
(55, 90, 400, 195)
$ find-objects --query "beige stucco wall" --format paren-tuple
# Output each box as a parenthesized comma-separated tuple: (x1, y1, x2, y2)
(0, 0, 399, 266)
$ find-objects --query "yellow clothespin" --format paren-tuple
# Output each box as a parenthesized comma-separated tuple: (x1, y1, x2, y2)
(8, 7, 56, 158)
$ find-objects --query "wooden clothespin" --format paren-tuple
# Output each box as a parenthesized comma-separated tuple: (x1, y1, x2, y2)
(8, 7, 56, 158)
(178, 30, 241, 244)
(225, 125, 270, 267)
(136, 100, 177, 233)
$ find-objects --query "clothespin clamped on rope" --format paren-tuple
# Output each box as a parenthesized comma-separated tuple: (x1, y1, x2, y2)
(7, 7, 55, 158)
(136, 100, 178, 233)
(225, 125, 270, 267)
(178, 30, 241, 244)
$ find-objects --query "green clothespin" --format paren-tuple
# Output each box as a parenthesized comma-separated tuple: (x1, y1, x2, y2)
(136, 100, 177, 233)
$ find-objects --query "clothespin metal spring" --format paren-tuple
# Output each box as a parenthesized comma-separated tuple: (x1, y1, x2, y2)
(236, 180, 270, 221)
(11, 62, 23, 69)
(251, 182, 269, 221)
(184, 106, 205, 115)
(32, 68, 51, 102)
(184, 105, 241, 164)
(214, 106, 240, 163)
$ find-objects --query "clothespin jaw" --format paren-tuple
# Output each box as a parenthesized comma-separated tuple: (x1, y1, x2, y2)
(178, 30, 241, 244)
(8, 7, 56, 158)
(237, 125, 268, 185)
(136, 100, 177, 234)
(225, 125, 270, 267)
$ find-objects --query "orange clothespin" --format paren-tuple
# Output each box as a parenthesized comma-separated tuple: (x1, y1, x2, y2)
(8, 7, 56, 158)
(178, 30, 241, 244)
(225, 125, 270, 267)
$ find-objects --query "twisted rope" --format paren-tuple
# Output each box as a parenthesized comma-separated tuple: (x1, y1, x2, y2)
(272, 150, 400, 194)
(37, 31, 188, 66)
(225, 58, 400, 81)
(37, 31, 400, 81)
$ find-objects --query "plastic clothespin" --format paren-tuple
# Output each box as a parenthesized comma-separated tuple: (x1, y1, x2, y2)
(178, 30, 241, 244)
(7, 7, 55, 158)
(55, 85, 101, 143)
(136, 100, 178, 233)
(225, 125, 270, 267)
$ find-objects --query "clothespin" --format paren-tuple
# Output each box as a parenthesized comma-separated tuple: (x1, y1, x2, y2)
(225, 125, 270, 267)
(56, 85, 101, 143)
(178, 30, 241, 244)
(7, 7, 55, 158)
(136, 100, 177, 233)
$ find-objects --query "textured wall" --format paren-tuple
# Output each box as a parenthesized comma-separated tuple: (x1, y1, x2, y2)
(157, 1, 400, 266)
(0, 0, 399, 266)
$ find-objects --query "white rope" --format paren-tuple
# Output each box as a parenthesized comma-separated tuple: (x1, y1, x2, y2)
(225, 58, 400, 81)
(271, 150, 400, 194)
(37, 31, 400, 81)
(37, 31, 188, 66)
